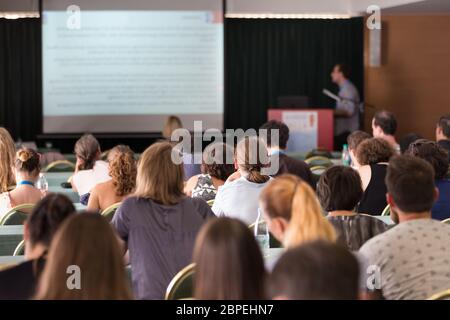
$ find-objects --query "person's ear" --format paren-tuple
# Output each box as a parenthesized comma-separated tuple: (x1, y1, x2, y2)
(268, 217, 289, 243)
(434, 187, 440, 203)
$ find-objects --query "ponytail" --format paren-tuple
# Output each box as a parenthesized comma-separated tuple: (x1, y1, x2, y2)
(283, 181, 336, 248)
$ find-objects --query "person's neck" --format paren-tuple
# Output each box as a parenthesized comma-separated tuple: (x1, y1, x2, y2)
(436, 135, 449, 143)
(381, 134, 398, 148)
(337, 78, 348, 87)
(398, 211, 431, 223)
(25, 242, 47, 260)
(328, 210, 356, 217)
(16, 176, 37, 186)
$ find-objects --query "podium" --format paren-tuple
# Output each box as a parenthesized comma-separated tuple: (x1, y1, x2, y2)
(267, 109, 334, 152)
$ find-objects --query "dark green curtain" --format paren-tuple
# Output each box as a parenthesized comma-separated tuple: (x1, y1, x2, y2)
(0, 17, 363, 140)
(0, 18, 41, 141)
(225, 18, 364, 130)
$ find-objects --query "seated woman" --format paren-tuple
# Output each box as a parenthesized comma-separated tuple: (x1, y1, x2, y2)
(356, 138, 394, 215)
(317, 166, 389, 251)
(71, 134, 110, 205)
(212, 136, 271, 225)
(184, 142, 235, 201)
(0, 127, 16, 192)
(0, 194, 75, 299)
(111, 141, 215, 300)
(87, 145, 137, 212)
(35, 213, 132, 300)
(406, 139, 450, 220)
(0, 149, 43, 220)
(259, 174, 336, 249)
(193, 218, 266, 300)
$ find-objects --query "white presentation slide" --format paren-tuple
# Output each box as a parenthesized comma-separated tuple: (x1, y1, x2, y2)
(42, 0, 224, 133)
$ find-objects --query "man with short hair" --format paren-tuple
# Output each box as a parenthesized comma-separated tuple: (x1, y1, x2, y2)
(359, 155, 450, 300)
(331, 63, 361, 150)
(436, 115, 450, 162)
(347, 130, 371, 169)
(269, 241, 360, 300)
(260, 120, 314, 187)
(372, 111, 400, 153)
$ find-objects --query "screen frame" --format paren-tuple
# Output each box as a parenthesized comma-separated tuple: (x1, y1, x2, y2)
(39, 0, 226, 135)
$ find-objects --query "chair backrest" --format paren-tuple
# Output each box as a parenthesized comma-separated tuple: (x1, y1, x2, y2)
(248, 220, 283, 249)
(428, 289, 450, 300)
(0, 204, 35, 225)
(13, 240, 25, 256)
(305, 148, 332, 160)
(381, 204, 391, 216)
(43, 160, 75, 173)
(165, 263, 195, 300)
(442, 218, 450, 225)
(305, 156, 333, 168)
(101, 202, 122, 222)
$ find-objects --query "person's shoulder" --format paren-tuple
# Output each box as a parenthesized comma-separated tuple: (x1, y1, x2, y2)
(0, 260, 33, 283)
(93, 180, 112, 192)
(359, 224, 398, 254)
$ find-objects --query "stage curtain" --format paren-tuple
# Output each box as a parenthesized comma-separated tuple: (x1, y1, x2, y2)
(0, 18, 41, 141)
(225, 17, 364, 130)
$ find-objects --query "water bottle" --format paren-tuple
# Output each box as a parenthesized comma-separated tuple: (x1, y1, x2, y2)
(254, 209, 270, 251)
(36, 173, 49, 195)
(342, 144, 351, 166)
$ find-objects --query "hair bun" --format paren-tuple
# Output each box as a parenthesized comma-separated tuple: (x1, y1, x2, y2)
(17, 149, 32, 162)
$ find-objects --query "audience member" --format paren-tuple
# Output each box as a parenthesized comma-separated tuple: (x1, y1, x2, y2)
(0, 128, 16, 192)
(184, 142, 235, 201)
(0, 194, 75, 299)
(35, 213, 132, 300)
(259, 174, 336, 249)
(269, 241, 359, 300)
(406, 139, 450, 220)
(112, 141, 214, 299)
(359, 155, 450, 300)
(347, 130, 371, 169)
(193, 218, 266, 300)
(436, 115, 450, 162)
(0, 149, 43, 219)
(72, 134, 110, 205)
(317, 166, 388, 251)
(259, 120, 314, 187)
(212, 136, 271, 225)
(87, 145, 137, 212)
(356, 138, 394, 215)
(399, 133, 423, 154)
(372, 111, 400, 153)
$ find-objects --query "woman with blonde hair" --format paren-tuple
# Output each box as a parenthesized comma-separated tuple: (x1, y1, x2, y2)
(0, 148, 43, 220)
(111, 141, 214, 300)
(0, 127, 16, 192)
(212, 136, 271, 225)
(259, 174, 336, 249)
(35, 213, 132, 300)
(87, 145, 137, 212)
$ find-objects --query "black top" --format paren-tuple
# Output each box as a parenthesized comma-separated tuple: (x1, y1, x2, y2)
(276, 153, 314, 188)
(357, 163, 388, 216)
(438, 139, 450, 163)
(0, 256, 46, 300)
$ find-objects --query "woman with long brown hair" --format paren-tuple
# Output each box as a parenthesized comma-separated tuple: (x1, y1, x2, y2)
(71, 134, 110, 205)
(193, 218, 266, 300)
(259, 174, 336, 249)
(212, 136, 271, 225)
(87, 145, 137, 212)
(0, 127, 16, 192)
(35, 213, 132, 300)
(0, 148, 43, 219)
(111, 141, 214, 300)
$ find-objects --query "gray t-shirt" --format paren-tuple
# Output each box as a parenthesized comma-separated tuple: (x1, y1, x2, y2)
(359, 218, 450, 300)
(112, 196, 215, 300)
(335, 79, 360, 135)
